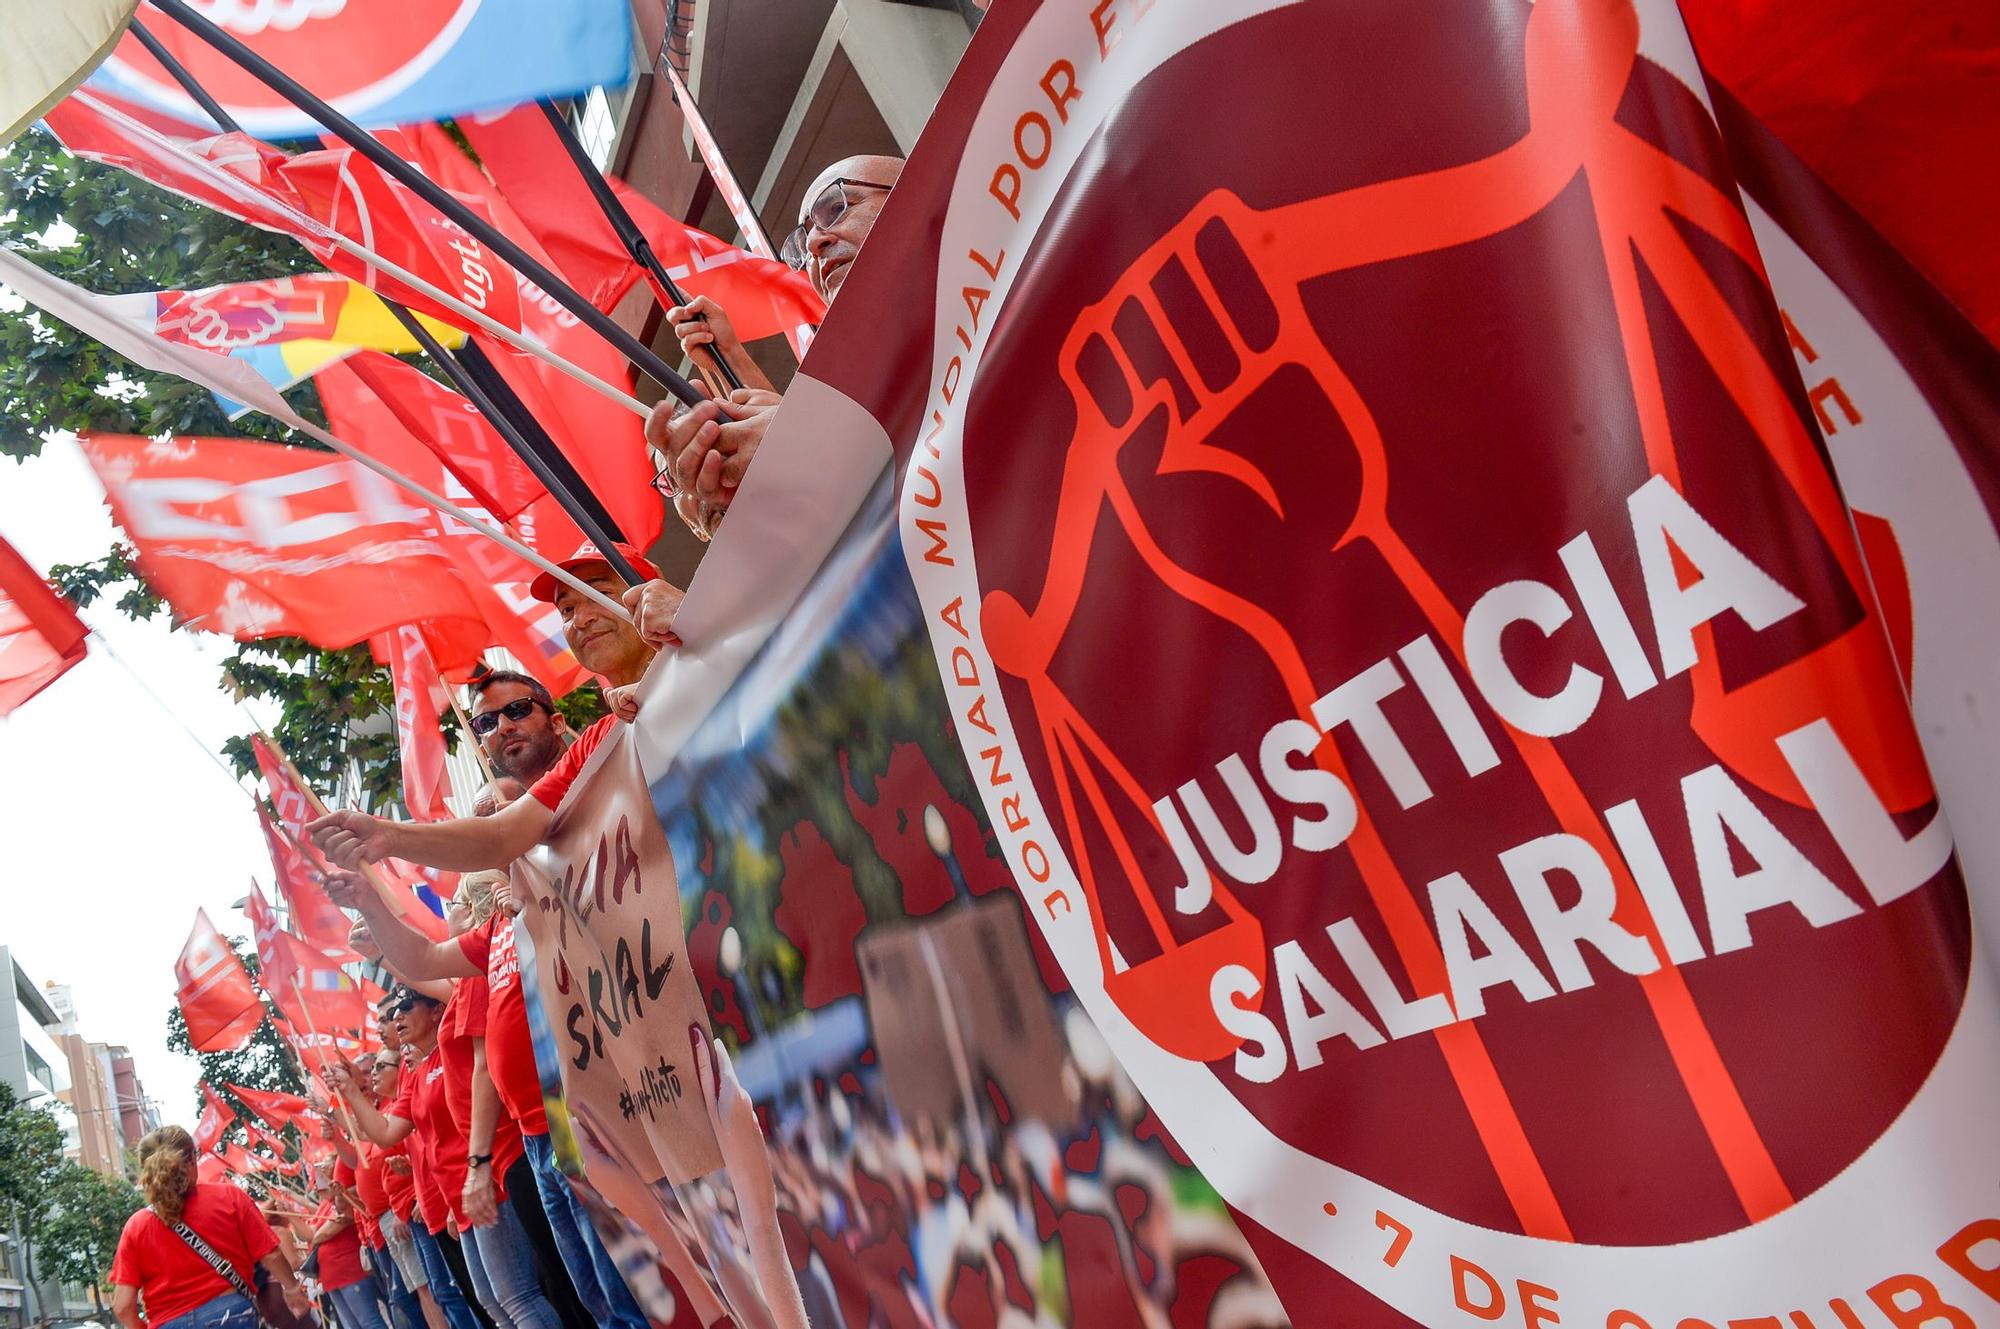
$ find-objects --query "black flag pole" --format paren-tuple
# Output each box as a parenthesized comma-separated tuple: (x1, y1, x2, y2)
(534, 99, 745, 395)
(385, 306, 647, 586)
(130, 16, 647, 588)
(144, 0, 706, 409)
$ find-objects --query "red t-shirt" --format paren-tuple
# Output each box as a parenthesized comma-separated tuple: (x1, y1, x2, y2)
(456, 915, 548, 1135)
(334, 1161, 378, 1249)
(439, 978, 525, 1196)
(529, 715, 615, 810)
(111, 1183, 278, 1326)
(310, 1200, 367, 1291)
(392, 1045, 459, 1233)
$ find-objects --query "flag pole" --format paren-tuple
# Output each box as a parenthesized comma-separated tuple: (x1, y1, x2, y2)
(534, 99, 745, 394)
(96, 41, 645, 581)
(145, 0, 706, 409)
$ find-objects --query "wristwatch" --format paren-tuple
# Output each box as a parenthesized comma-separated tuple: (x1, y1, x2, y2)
(466, 1153, 493, 1169)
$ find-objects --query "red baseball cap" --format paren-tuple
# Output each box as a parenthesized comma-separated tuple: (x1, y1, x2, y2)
(529, 541, 664, 603)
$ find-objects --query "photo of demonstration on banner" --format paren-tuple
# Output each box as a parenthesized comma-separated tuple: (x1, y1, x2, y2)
(0, 1, 1997, 1328)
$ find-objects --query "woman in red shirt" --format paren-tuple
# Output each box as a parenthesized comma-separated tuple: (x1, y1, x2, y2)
(110, 1126, 312, 1329)
(310, 1181, 390, 1329)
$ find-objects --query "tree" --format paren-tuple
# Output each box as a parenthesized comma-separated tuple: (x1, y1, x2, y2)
(0, 127, 431, 806)
(0, 1082, 68, 1319)
(35, 1164, 142, 1308)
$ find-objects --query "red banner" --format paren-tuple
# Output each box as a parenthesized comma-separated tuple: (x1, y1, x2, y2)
(174, 909, 265, 1053)
(719, 0, 2000, 1319)
(255, 807, 352, 953)
(0, 532, 87, 716)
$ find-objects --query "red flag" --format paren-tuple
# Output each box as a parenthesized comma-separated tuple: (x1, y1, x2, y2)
(193, 1085, 233, 1154)
(264, 930, 367, 1035)
(256, 808, 353, 952)
(45, 90, 523, 339)
(174, 910, 265, 1053)
(1682, 0, 2000, 347)
(319, 353, 544, 521)
(77, 431, 496, 662)
(457, 106, 824, 344)
(243, 879, 284, 982)
(0, 533, 89, 716)
(375, 624, 454, 822)
(195, 1153, 232, 1186)
(223, 1082, 314, 1129)
(214, 1141, 259, 1176)
(379, 124, 664, 551)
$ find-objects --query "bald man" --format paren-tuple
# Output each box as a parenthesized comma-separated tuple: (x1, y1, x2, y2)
(647, 154, 906, 526)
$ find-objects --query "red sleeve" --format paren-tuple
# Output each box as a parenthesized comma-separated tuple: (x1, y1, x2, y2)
(334, 1161, 357, 1188)
(456, 918, 494, 970)
(529, 716, 615, 810)
(109, 1211, 149, 1287)
(451, 976, 489, 1039)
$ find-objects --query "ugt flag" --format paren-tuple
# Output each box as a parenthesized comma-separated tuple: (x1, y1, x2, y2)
(89, 0, 633, 139)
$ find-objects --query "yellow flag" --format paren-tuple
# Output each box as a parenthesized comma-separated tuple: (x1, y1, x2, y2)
(1, 0, 138, 148)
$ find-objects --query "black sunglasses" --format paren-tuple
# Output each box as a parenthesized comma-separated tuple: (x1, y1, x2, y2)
(779, 178, 893, 271)
(469, 696, 548, 736)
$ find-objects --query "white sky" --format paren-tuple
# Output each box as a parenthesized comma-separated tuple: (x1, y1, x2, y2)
(1, 437, 277, 1126)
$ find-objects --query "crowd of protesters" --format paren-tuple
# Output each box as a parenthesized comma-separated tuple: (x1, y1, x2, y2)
(109, 151, 1284, 1329)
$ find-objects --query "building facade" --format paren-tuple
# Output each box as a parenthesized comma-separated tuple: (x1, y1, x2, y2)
(0, 957, 112, 1326)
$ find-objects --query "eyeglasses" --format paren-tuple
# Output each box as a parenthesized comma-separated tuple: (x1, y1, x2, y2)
(468, 696, 548, 736)
(779, 178, 893, 271)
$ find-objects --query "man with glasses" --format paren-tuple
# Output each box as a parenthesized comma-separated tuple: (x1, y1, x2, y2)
(464, 672, 571, 791)
(647, 155, 906, 527)
(308, 541, 678, 870)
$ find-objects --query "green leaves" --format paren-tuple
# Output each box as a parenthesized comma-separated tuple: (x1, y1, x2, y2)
(35, 1164, 142, 1296)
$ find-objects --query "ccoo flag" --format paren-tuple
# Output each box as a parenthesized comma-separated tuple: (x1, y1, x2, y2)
(174, 909, 264, 1052)
(89, 0, 633, 140)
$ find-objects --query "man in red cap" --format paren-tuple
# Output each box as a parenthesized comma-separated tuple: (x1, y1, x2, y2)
(307, 543, 682, 870)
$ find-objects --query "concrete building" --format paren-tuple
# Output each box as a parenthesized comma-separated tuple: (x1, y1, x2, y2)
(0, 953, 97, 1326)
(44, 984, 142, 1180)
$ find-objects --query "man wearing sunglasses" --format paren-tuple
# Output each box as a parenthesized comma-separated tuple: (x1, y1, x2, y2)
(465, 672, 571, 789)
(647, 155, 906, 529)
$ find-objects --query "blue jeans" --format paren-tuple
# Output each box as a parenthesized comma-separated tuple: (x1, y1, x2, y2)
(329, 1278, 392, 1329)
(371, 1245, 426, 1329)
(159, 1293, 258, 1329)
(463, 1197, 565, 1329)
(522, 1131, 650, 1329)
(411, 1225, 484, 1329)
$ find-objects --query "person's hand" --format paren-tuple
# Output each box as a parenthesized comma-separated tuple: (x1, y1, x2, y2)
(318, 868, 368, 911)
(603, 684, 642, 724)
(386, 1157, 413, 1178)
(461, 1166, 499, 1228)
(281, 1281, 312, 1318)
(667, 296, 740, 362)
(491, 876, 522, 918)
(650, 390, 780, 509)
(620, 578, 684, 651)
(307, 810, 395, 869)
(306, 1082, 333, 1116)
(379, 1209, 406, 1245)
